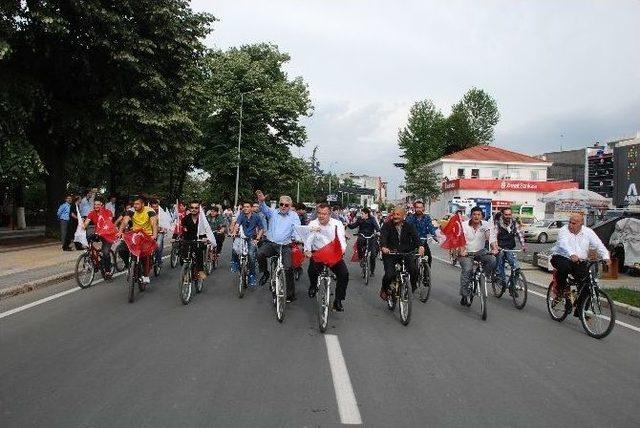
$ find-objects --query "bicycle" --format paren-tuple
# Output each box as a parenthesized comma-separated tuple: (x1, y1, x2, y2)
(385, 251, 413, 326)
(204, 243, 218, 275)
(75, 235, 117, 289)
(491, 249, 528, 309)
(316, 264, 332, 333)
(467, 259, 488, 320)
(415, 237, 434, 303)
(268, 245, 287, 323)
(234, 236, 250, 298)
(178, 240, 206, 305)
(546, 260, 615, 339)
(126, 253, 145, 303)
(169, 236, 181, 269)
(358, 233, 376, 285)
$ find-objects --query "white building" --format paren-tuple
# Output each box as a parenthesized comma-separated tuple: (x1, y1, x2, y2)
(338, 173, 388, 206)
(428, 146, 578, 219)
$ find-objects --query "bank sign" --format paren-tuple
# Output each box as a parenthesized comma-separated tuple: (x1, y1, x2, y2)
(442, 179, 578, 192)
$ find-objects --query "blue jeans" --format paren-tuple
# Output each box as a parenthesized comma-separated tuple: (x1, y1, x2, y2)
(496, 250, 519, 285)
(154, 233, 165, 265)
(232, 239, 257, 276)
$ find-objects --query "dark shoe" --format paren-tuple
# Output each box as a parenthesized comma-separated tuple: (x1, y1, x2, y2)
(370, 270, 375, 277)
(286, 295, 297, 303)
(460, 296, 468, 306)
(259, 273, 269, 286)
(379, 289, 389, 301)
(308, 286, 317, 298)
(466, 297, 472, 307)
(333, 300, 344, 312)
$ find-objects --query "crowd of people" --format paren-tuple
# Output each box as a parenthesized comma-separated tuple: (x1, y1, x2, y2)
(57, 188, 612, 320)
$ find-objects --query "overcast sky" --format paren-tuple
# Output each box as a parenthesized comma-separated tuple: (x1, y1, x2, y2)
(191, 0, 640, 198)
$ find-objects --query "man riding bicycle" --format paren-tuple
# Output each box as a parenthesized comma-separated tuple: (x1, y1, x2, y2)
(207, 206, 228, 254)
(492, 207, 526, 295)
(255, 190, 301, 302)
(305, 203, 349, 311)
(81, 196, 115, 279)
(180, 201, 209, 280)
(379, 207, 423, 300)
(230, 201, 264, 287)
(405, 200, 437, 267)
(346, 207, 380, 275)
(551, 213, 610, 317)
(119, 196, 158, 285)
(458, 206, 497, 306)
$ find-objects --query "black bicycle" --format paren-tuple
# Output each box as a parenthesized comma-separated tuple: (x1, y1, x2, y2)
(491, 249, 527, 309)
(178, 240, 206, 305)
(126, 254, 145, 303)
(315, 264, 332, 333)
(170, 236, 181, 269)
(268, 244, 287, 323)
(468, 259, 488, 320)
(415, 237, 434, 303)
(359, 233, 377, 286)
(546, 260, 615, 339)
(385, 252, 413, 326)
(234, 236, 250, 298)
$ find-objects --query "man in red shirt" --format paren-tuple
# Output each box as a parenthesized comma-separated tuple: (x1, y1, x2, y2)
(82, 196, 116, 278)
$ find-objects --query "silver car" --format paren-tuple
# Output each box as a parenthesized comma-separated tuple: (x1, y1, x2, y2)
(522, 220, 566, 243)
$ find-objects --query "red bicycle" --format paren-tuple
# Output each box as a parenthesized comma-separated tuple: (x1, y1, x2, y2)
(75, 235, 118, 288)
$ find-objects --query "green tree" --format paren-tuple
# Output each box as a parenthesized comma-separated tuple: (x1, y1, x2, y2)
(397, 100, 447, 169)
(1, 0, 214, 235)
(198, 43, 313, 203)
(401, 166, 442, 206)
(446, 87, 500, 153)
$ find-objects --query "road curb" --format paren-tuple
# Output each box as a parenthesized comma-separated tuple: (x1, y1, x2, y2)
(0, 271, 75, 299)
(432, 255, 640, 320)
(0, 241, 60, 253)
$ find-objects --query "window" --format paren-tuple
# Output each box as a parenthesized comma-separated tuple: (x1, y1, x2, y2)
(531, 170, 539, 180)
(511, 170, 520, 179)
(471, 168, 479, 179)
(457, 168, 465, 178)
(492, 169, 500, 178)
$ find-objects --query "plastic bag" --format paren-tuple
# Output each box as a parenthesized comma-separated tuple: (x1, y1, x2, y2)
(232, 237, 247, 256)
(74, 222, 89, 248)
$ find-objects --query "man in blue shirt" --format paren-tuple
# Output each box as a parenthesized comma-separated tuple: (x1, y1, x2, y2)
(57, 195, 72, 250)
(405, 200, 437, 267)
(231, 202, 264, 287)
(255, 190, 301, 301)
(251, 202, 268, 235)
(78, 189, 94, 219)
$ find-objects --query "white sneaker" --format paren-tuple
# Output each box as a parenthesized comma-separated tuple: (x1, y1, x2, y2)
(142, 276, 151, 284)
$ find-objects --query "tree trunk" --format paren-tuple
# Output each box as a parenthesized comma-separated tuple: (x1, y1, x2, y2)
(12, 183, 26, 229)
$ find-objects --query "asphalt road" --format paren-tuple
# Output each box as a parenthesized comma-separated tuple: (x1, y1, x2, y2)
(1, 242, 639, 427)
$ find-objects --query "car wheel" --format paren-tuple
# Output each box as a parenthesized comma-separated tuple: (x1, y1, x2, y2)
(538, 233, 548, 243)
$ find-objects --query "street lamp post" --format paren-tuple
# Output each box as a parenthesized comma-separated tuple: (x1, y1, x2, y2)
(233, 88, 261, 209)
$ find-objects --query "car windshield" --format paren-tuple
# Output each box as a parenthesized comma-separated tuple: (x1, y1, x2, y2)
(532, 220, 550, 227)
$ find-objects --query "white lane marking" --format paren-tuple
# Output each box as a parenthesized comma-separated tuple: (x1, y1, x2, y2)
(324, 334, 362, 425)
(433, 255, 640, 334)
(0, 254, 170, 319)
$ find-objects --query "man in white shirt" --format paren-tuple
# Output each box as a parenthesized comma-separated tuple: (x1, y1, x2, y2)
(458, 207, 498, 306)
(551, 213, 611, 317)
(305, 203, 349, 312)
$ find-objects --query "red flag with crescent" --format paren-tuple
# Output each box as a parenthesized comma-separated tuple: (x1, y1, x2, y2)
(123, 230, 158, 257)
(441, 213, 466, 249)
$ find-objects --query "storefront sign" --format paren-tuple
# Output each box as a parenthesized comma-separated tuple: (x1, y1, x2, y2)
(442, 179, 578, 193)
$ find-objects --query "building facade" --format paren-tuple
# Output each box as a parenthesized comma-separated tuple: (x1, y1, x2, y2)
(428, 146, 578, 219)
(338, 173, 387, 206)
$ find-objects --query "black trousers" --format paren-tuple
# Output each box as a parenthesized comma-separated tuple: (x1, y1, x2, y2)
(257, 241, 295, 298)
(381, 254, 417, 292)
(213, 232, 225, 254)
(551, 255, 590, 312)
(64, 217, 80, 249)
(356, 236, 378, 272)
(308, 259, 349, 301)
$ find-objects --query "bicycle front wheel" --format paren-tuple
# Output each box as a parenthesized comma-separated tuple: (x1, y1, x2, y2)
(512, 271, 528, 310)
(179, 265, 193, 305)
(478, 274, 487, 321)
(399, 277, 412, 325)
(275, 269, 286, 323)
(546, 282, 570, 322)
(170, 244, 179, 269)
(417, 261, 431, 303)
(205, 250, 213, 275)
(317, 277, 330, 333)
(75, 253, 95, 289)
(238, 260, 247, 298)
(580, 288, 615, 339)
(491, 272, 505, 298)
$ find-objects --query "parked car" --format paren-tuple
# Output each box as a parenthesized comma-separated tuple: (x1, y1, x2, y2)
(522, 219, 566, 243)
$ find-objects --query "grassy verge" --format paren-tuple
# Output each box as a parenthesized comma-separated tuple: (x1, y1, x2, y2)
(604, 288, 640, 308)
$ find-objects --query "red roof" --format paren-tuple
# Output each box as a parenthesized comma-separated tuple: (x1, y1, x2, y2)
(442, 145, 546, 163)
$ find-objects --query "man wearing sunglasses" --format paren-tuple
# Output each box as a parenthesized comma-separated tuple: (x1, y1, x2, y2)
(181, 201, 209, 280)
(255, 190, 301, 302)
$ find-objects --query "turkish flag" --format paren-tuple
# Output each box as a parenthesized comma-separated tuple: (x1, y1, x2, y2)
(440, 213, 466, 249)
(89, 208, 117, 243)
(123, 230, 158, 257)
(350, 241, 361, 262)
(312, 230, 343, 267)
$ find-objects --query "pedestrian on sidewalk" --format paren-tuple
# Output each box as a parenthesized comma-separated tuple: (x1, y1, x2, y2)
(79, 189, 94, 220)
(64, 195, 82, 251)
(57, 195, 72, 250)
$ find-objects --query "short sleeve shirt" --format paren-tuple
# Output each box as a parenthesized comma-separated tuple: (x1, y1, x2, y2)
(236, 212, 262, 238)
(126, 207, 156, 235)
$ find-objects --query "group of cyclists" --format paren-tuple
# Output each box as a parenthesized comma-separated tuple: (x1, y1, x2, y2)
(75, 188, 613, 333)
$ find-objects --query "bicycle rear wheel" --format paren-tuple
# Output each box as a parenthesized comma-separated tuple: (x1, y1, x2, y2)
(478, 274, 487, 321)
(580, 288, 615, 339)
(491, 272, 505, 298)
(364, 253, 371, 286)
(317, 276, 330, 333)
(127, 261, 136, 303)
(179, 264, 193, 305)
(170, 244, 179, 268)
(75, 253, 95, 289)
(417, 261, 431, 303)
(275, 269, 286, 323)
(511, 271, 528, 310)
(205, 250, 213, 275)
(399, 277, 412, 325)
(153, 258, 161, 277)
(546, 282, 570, 322)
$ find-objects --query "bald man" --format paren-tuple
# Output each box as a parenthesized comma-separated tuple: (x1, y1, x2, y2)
(379, 206, 423, 301)
(551, 213, 611, 317)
